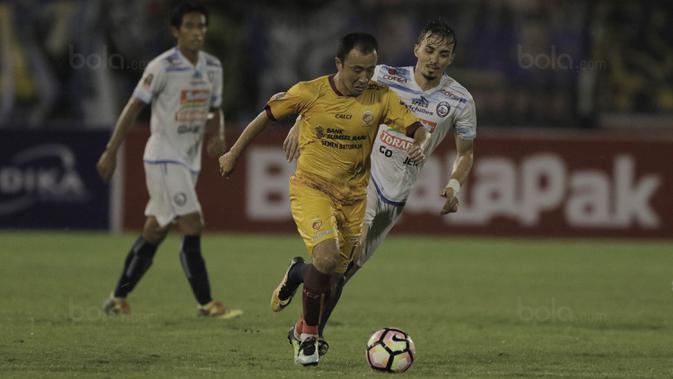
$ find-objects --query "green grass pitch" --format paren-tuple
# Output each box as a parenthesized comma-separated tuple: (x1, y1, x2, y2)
(1, 232, 672, 378)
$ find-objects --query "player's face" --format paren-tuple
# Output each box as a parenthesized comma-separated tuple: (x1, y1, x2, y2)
(413, 33, 455, 81)
(335, 49, 378, 96)
(173, 12, 207, 53)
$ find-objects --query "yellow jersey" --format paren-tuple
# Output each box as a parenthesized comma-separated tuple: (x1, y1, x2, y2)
(266, 74, 420, 202)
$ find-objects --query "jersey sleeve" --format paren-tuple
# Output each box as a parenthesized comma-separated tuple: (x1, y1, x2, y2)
(454, 98, 477, 140)
(132, 60, 166, 104)
(372, 64, 384, 85)
(264, 82, 311, 121)
(382, 88, 422, 137)
(211, 66, 223, 109)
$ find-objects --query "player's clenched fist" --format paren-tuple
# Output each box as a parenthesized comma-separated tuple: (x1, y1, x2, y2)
(440, 186, 459, 214)
(96, 150, 117, 182)
(218, 151, 238, 178)
(406, 143, 425, 162)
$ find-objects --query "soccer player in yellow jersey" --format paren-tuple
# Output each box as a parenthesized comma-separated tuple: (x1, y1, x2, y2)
(219, 33, 429, 366)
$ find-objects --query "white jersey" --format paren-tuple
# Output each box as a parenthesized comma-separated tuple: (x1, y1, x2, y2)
(133, 48, 223, 173)
(370, 65, 476, 203)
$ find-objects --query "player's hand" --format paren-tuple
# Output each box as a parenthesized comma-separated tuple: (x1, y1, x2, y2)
(218, 151, 238, 178)
(407, 143, 425, 162)
(440, 186, 459, 214)
(283, 125, 300, 162)
(206, 137, 226, 158)
(96, 150, 117, 183)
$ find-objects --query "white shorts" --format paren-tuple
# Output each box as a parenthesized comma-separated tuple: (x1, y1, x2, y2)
(143, 162, 202, 227)
(355, 180, 405, 267)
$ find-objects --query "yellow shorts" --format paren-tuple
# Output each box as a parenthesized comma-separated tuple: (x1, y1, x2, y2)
(289, 176, 365, 274)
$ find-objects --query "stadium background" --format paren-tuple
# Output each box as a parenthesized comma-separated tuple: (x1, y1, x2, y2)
(1, 0, 671, 237)
(2, 1, 673, 377)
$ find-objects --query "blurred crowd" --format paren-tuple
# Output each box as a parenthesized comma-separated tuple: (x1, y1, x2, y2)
(0, 0, 671, 129)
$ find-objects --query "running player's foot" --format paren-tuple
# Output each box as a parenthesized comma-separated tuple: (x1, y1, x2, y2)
(318, 336, 330, 357)
(102, 296, 130, 315)
(197, 300, 243, 319)
(287, 326, 301, 359)
(295, 336, 319, 366)
(271, 256, 304, 312)
(288, 326, 330, 358)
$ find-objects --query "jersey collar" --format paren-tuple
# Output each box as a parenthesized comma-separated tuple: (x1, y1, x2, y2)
(409, 66, 449, 94)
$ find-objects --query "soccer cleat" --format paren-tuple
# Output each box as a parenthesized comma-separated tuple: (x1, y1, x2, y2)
(295, 336, 319, 366)
(287, 326, 301, 359)
(318, 336, 330, 357)
(288, 327, 330, 358)
(197, 300, 243, 319)
(102, 296, 130, 315)
(270, 256, 304, 312)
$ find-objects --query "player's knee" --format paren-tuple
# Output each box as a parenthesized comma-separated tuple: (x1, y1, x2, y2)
(142, 218, 168, 244)
(312, 240, 340, 274)
(177, 213, 203, 235)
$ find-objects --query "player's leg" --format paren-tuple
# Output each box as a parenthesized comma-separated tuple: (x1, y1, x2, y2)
(313, 197, 365, 337)
(104, 162, 177, 315)
(345, 189, 405, 284)
(171, 167, 241, 319)
(286, 177, 340, 366)
(297, 237, 339, 365)
(104, 216, 169, 315)
(270, 256, 307, 312)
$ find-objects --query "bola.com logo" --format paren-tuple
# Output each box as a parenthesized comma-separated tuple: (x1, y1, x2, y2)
(0, 144, 89, 216)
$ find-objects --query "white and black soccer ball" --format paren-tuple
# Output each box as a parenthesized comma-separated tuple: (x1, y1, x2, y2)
(366, 327, 416, 373)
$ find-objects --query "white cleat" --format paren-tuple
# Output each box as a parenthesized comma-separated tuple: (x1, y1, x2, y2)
(295, 336, 319, 366)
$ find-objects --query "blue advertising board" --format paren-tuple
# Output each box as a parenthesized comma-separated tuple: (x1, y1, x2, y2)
(0, 130, 110, 229)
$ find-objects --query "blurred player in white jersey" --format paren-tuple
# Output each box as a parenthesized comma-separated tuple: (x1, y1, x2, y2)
(96, 2, 241, 319)
(272, 19, 475, 353)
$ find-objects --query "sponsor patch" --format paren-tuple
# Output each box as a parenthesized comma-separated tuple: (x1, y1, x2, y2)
(436, 101, 451, 118)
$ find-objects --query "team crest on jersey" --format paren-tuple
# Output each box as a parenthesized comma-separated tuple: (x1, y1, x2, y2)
(362, 110, 374, 126)
(311, 219, 323, 231)
(436, 101, 451, 118)
(174, 193, 187, 207)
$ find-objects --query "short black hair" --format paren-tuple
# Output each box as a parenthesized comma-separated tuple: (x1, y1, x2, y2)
(336, 33, 378, 61)
(416, 19, 456, 51)
(170, 2, 209, 28)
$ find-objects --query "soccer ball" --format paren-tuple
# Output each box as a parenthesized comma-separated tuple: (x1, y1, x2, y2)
(366, 327, 416, 373)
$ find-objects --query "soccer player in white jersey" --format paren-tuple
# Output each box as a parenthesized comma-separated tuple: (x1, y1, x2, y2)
(96, 2, 241, 319)
(272, 20, 475, 355)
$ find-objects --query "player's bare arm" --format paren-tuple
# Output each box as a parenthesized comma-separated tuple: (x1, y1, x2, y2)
(407, 127, 430, 162)
(440, 136, 473, 215)
(96, 97, 146, 182)
(218, 110, 272, 177)
(205, 108, 226, 158)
